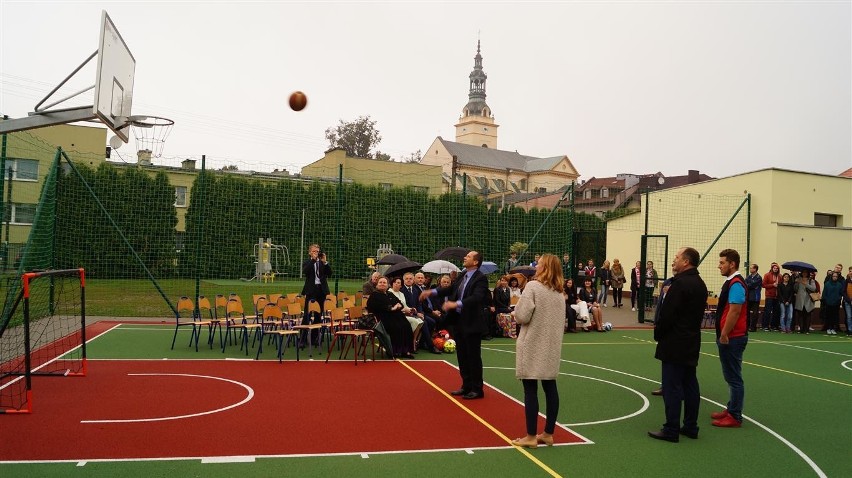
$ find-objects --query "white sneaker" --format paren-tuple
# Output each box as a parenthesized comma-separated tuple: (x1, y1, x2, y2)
(827, 329, 834, 335)
(632, 307, 636, 312)
(603, 303, 607, 308)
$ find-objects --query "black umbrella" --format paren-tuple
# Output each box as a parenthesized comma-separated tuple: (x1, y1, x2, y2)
(435, 247, 470, 260)
(376, 254, 410, 266)
(383, 260, 422, 277)
(781, 261, 817, 273)
(510, 265, 537, 277)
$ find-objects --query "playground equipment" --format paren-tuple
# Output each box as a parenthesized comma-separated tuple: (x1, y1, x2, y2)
(375, 243, 394, 277)
(243, 238, 290, 282)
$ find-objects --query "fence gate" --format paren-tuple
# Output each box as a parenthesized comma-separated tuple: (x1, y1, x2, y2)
(638, 234, 668, 323)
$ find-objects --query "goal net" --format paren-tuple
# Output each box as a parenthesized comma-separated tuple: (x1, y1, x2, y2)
(0, 268, 86, 414)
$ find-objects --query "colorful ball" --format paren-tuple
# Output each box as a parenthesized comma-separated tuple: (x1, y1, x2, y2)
(432, 337, 445, 350)
(443, 339, 456, 353)
(603, 322, 613, 331)
(288, 91, 308, 111)
(438, 329, 450, 340)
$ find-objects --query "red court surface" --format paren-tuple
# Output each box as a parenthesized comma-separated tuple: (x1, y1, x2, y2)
(0, 359, 586, 462)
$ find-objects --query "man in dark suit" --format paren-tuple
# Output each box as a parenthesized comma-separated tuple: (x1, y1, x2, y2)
(301, 244, 331, 344)
(421, 250, 490, 399)
(648, 247, 707, 443)
(403, 272, 440, 354)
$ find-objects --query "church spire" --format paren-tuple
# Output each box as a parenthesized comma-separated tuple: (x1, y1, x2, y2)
(463, 40, 491, 118)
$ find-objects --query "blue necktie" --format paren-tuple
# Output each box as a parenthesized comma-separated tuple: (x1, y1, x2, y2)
(459, 273, 469, 298)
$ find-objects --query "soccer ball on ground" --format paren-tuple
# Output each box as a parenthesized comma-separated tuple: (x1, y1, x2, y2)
(603, 322, 613, 331)
(443, 339, 456, 353)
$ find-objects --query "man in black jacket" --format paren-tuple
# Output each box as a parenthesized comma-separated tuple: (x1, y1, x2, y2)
(648, 247, 708, 443)
(421, 250, 490, 399)
(301, 244, 331, 345)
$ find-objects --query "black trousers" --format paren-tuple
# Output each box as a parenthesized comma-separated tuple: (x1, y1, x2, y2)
(456, 333, 483, 394)
(661, 361, 700, 435)
(301, 290, 325, 344)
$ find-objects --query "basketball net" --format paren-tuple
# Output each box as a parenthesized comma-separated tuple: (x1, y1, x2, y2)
(129, 116, 174, 164)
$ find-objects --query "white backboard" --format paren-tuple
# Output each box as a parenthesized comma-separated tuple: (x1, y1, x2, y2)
(93, 11, 135, 143)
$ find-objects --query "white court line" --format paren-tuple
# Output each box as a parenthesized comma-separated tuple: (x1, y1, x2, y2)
(484, 365, 650, 426)
(80, 373, 254, 424)
(483, 345, 827, 478)
(842, 360, 852, 371)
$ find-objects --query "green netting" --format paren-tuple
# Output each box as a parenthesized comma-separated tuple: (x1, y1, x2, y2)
(0, 129, 607, 320)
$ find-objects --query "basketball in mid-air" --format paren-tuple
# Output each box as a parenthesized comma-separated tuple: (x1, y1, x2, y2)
(289, 91, 308, 111)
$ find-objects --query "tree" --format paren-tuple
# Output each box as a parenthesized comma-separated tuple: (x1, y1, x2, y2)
(221, 165, 239, 171)
(325, 115, 383, 159)
(400, 149, 422, 163)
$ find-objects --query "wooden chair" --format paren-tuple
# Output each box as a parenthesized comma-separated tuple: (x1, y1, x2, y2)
(703, 297, 719, 328)
(286, 292, 298, 303)
(197, 295, 220, 349)
(256, 303, 300, 362)
(170, 296, 212, 352)
(268, 293, 282, 304)
(293, 300, 325, 357)
(326, 306, 374, 365)
(341, 297, 356, 310)
(222, 299, 262, 355)
(254, 296, 270, 322)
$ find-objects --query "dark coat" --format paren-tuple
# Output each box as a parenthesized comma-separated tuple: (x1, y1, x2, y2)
(301, 259, 331, 297)
(433, 269, 490, 336)
(654, 267, 708, 367)
(493, 286, 511, 313)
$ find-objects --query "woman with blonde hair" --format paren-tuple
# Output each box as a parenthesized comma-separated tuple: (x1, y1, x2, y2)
(610, 259, 625, 308)
(511, 254, 565, 448)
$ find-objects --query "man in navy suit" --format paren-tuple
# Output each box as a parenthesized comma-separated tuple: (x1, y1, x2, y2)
(421, 250, 490, 399)
(301, 244, 331, 344)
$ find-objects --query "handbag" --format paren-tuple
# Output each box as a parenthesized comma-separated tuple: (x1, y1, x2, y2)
(356, 313, 377, 330)
(808, 292, 821, 302)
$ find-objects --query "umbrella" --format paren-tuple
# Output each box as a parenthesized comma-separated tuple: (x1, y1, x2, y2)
(479, 261, 499, 274)
(781, 261, 817, 273)
(376, 253, 410, 265)
(510, 265, 537, 277)
(434, 246, 470, 260)
(383, 260, 422, 277)
(421, 259, 460, 274)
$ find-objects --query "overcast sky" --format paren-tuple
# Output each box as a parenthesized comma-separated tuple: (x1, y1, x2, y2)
(2, 1, 850, 179)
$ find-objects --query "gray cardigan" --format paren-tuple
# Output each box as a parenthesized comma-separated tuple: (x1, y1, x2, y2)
(514, 281, 565, 380)
(793, 278, 817, 312)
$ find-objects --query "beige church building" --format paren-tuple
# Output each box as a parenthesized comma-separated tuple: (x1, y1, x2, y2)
(421, 42, 579, 198)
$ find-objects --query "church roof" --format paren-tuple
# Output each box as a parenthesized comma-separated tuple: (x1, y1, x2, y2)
(438, 137, 566, 173)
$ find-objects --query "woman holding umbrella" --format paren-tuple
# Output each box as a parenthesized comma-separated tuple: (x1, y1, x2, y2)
(792, 270, 817, 334)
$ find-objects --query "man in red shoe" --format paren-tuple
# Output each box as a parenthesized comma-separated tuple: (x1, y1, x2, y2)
(713, 249, 748, 428)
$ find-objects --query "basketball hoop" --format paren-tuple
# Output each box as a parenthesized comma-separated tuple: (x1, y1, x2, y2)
(129, 115, 174, 161)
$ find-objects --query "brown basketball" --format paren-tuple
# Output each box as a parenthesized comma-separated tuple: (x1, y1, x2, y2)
(288, 91, 308, 111)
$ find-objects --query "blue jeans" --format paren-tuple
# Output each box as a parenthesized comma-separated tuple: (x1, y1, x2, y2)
(717, 335, 748, 421)
(779, 302, 793, 331)
(845, 301, 852, 334)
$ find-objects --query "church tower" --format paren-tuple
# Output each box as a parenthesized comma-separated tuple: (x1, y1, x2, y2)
(454, 41, 499, 148)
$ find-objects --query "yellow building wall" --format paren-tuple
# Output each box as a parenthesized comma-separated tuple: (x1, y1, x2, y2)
(606, 169, 852, 289)
(301, 149, 443, 196)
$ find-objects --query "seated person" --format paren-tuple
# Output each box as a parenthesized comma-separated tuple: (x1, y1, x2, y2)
(389, 276, 425, 348)
(365, 276, 415, 358)
(578, 277, 604, 331)
(509, 276, 523, 301)
(564, 277, 586, 333)
(423, 274, 452, 332)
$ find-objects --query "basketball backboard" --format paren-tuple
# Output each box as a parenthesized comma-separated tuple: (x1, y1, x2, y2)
(0, 10, 136, 141)
(94, 11, 136, 143)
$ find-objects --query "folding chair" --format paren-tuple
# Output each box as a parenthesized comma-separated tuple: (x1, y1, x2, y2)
(256, 303, 300, 362)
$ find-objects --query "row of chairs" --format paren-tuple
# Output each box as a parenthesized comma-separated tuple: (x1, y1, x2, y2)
(171, 291, 375, 364)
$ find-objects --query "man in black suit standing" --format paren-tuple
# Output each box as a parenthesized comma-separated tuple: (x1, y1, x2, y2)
(301, 244, 331, 344)
(421, 250, 490, 399)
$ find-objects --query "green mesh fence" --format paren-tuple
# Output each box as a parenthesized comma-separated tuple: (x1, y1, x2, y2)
(0, 129, 607, 321)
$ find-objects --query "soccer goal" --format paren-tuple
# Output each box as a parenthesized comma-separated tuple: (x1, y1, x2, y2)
(0, 268, 87, 414)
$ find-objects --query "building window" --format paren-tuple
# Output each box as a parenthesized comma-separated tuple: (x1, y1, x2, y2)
(174, 186, 187, 207)
(519, 179, 527, 191)
(4, 203, 37, 224)
(584, 189, 592, 199)
(4, 158, 39, 181)
(814, 213, 839, 227)
(601, 187, 609, 198)
(379, 183, 392, 190)
(413, 186, 429, 194)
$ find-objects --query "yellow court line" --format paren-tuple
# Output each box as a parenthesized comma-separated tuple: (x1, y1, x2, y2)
(396, 359, 562, 478)
(697, 351, 852, 387)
